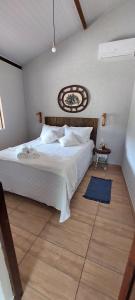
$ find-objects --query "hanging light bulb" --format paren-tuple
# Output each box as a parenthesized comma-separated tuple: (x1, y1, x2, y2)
(51, 0, 56, 53)
(52, 42, 56, 53)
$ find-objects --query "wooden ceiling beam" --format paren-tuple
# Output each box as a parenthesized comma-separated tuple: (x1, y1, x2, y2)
(74, 0, 87, 30)
(0, 56, 22, 70)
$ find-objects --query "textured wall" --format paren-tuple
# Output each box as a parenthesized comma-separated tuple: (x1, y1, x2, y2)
(0, 60, 28, 149)
(0, 243, 13, 300)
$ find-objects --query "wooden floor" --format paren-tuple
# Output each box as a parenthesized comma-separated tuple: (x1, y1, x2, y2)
(6, 165, 135, 300)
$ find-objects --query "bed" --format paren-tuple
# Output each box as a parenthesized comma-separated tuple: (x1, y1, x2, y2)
(0, 117, 98, 222)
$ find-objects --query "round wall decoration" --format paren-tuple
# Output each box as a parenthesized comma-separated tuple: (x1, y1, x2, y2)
(58, 85, 89, 113)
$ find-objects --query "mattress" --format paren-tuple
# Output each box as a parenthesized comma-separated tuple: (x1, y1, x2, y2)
(0, 138, 94, 222)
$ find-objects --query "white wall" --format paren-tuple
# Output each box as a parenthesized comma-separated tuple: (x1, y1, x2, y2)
(0, 243, 13, 300)
(122, 82, 135, 209)
(0, 60, 28, 150)
(23, 0, 135, 165)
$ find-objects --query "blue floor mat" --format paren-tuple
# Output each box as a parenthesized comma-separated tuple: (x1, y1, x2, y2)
(83, 176, 112, 204)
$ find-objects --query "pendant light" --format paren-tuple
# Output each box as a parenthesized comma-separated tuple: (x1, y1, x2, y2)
(51, 0, 56, 53)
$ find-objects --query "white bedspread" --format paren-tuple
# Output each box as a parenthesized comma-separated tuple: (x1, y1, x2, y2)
(0, 138, 94, 222)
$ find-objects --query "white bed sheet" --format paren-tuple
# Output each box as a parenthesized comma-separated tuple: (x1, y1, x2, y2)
(0, 139, 94, 222)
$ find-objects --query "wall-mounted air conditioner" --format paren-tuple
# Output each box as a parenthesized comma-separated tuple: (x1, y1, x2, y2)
(98, 38, 135, 61)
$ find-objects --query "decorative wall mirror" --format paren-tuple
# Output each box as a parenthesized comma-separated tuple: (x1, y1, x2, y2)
(58, 85, 89, 113)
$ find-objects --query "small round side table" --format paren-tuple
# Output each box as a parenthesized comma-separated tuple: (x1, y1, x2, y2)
(95, 148, 111, 170)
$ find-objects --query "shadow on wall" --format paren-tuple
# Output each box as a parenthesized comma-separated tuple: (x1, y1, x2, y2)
(123, 148, 135, 210)
(122, 82, 135, 210)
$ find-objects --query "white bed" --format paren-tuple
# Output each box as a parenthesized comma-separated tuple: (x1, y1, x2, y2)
(0, 138, 94, 222)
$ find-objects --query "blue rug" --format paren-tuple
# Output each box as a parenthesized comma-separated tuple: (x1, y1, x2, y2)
(83, 176, 112, 204)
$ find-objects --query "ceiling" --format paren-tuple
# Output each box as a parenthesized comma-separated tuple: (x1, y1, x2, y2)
(0, 0, 126, 65)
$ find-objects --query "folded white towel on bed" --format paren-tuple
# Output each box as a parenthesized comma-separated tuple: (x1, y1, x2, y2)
(17, 147, 40, 160)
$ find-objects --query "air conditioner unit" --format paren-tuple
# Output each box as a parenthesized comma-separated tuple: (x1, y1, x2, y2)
(98, 38, 135, 61)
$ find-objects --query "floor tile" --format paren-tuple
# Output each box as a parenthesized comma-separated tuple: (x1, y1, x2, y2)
(4, 164, 135, 300)
(5, 192, 22, 209)
(87, 239, 129, 274)
(40, 214, 92, 257)
(95, 216, 135, 240)
(14, 246, 25, 264)
(111, 184, 129, 197)
(7, 207, 14, 215)
(76, 282, 114, 300)
(111, 189, 129, 198)
(16, 198, 53, 219)
(20, 253, 78, 300)
(105, 173, 125, 184)
(71, 207, 95, 225)
(22, 285, 49, 300)
(81, 260, 123, 299)
(72, 193, 98, 215)
(88, 170, 106, 178)
(92, 220, 133, 252)
(110, 193, 130, 205)
(98, 202, 135, 227)
(50, 213, 92, 238)
(9, 210, 48, 235)
(106, 165, 121, 174)
(30, 238, 84, 281)
(71, 194, 98, 224)
(77, 179, 90, 193)
(88, 163, 106, 173)
(11, 225, 36, 263)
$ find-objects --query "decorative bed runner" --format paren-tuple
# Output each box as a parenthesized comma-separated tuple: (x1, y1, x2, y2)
(83, 176, 112, 204)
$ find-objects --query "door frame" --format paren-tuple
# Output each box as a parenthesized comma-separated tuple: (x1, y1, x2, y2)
(0, 182, 23, 300)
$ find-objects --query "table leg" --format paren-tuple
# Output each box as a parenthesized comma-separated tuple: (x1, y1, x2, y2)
(95, 155, 98, 169)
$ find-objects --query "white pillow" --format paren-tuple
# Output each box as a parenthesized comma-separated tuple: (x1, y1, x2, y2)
(59, 132, 81, 147)
(65, 126, 93, 143)
(41, 130, 59, 144)
(40, 124, 64, 141)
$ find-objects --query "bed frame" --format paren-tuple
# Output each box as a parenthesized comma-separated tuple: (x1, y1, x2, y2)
(41, 116, 98, 145)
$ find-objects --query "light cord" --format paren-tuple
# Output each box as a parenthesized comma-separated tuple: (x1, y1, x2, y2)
(52, 0, 56, 47)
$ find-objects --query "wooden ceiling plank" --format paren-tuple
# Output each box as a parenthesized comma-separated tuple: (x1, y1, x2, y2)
(74, 0, 87, 30)
(0, 56, 22, 70)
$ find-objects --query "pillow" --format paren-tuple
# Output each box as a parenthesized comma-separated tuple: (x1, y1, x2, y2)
(65, 126, 93, 143)
(59, 132, 81, 147)
(41, 130, 58, 144)
(40, 124, 64, 141)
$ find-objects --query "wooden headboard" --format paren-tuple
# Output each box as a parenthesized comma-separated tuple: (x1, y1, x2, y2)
(44, 116, 98, 145)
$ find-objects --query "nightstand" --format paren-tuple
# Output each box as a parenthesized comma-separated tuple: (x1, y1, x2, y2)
(95, 147, 111, 170)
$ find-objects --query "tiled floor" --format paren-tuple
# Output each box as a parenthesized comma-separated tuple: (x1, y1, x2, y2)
(6, 165, 135, 300)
